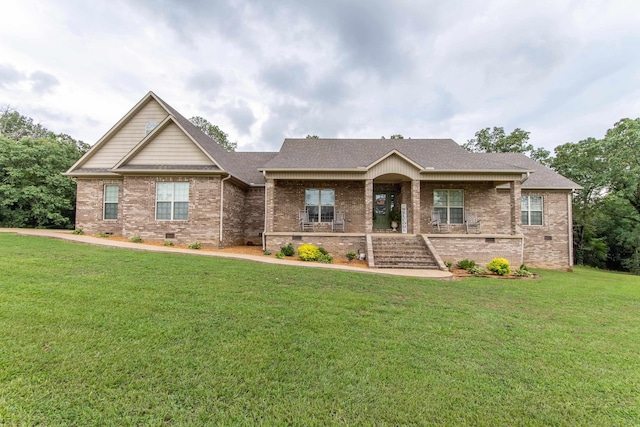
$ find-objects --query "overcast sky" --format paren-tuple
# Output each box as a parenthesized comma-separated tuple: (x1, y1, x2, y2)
(1, 0, 639, 152)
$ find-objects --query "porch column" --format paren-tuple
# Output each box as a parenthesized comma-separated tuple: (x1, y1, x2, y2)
(509, 180, 522, 235)
(364, 179, 373, 232)
(412, 179, 421, 234)
(265, 178, 275, 233)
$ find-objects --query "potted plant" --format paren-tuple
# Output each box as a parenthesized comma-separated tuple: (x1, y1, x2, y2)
(389, 208, 401, 231)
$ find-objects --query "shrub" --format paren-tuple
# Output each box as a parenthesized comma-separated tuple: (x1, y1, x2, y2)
(467, 265, 486, 275)
(487, 257, 510, 276)
(275, 252, 285, 259)
(298, 243, 321, 261)
(188, 242, 202, 250)
(280, 243, 295, 257)
(346, 251, 357, 262)
(457, 259, 476, 269)
(514, 265, 533, 277)
(318, 247, 329, 256)
(444, 261, 453, 270)
(163, 241, 174, 246)
(72, 228, 84, 235)
(130, 234, 143, 243)
(263, 250, 272, 255)
(98, 232, 111, 238)
(317, 254, 333, 264)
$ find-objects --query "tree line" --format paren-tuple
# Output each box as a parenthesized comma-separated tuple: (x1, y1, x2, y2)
(2, 107, 640, 273)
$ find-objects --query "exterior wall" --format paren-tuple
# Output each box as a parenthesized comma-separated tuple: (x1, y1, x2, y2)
(75, 178, 125, 235)
(428, 235, 523, 267)
(83, 100, 168, 168)
(244, 187, 265, 245)
(266, 233, 366, 257)
(521, 190, 572, 270)
(420, 182, 511, 234)
(121, 175, 220, 247)
(272, 180, 366, 233)
(221, 180, 246, 247)
(129, 122, 212, 166)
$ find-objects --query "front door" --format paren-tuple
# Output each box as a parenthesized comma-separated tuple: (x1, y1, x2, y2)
(373, 191, 396, 229)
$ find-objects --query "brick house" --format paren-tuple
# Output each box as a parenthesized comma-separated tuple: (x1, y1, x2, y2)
(66, 92, 581, 270)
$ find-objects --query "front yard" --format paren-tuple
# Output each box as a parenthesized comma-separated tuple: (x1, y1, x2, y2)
(0, 234, 638, 425)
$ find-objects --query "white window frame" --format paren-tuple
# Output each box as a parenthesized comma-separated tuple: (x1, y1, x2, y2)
(434, 189, 464, 224)
(156, 182, 189, 221)
(522, 195, 543, 226)
(103, 184, 119, 220)
(305, 189, 335, 223)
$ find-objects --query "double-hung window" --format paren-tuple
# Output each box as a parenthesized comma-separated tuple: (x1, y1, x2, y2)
(156, 182, 189, 220)
(104, 185, 119, 220)
(434, 189, 464, 224)
(521, 195, 543, 225)
(305, 189, 335, 222)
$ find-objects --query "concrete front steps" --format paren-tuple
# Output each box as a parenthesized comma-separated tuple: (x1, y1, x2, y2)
(368, 234, 443, 269)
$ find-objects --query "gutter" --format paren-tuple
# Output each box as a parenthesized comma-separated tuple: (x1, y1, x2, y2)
(219, 174, 232, 243)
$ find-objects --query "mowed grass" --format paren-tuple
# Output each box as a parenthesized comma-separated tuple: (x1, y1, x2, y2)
(0, 234, 639, 426)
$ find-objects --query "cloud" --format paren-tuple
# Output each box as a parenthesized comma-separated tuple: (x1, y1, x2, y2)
(186, 70, 224, 97)
(0, 64, 23, 88)
(225, 99, 256, 135)
(30, 71, 59, 95)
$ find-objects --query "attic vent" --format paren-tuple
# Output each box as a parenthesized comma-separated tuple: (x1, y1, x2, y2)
(165, 233, 176, 239)
(292, 235, 302, 241)
(544, 235, 553, 241)
(485, 238, 495, 243)
(145, 122, 159, 136)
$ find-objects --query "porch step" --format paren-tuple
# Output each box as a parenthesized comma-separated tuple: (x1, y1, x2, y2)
(370, 235, 439, 269)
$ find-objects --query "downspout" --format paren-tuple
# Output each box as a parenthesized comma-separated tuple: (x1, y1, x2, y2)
(262, 171, 267, 251)
(568, 191, 574, 268)
(219, 174, 232, 243)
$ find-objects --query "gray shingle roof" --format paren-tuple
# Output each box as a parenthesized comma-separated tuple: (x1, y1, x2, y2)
(261, 139, 530, 172)
(478, 153, 582, 189)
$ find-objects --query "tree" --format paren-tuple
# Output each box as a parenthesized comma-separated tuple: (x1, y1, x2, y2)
(463, 126, 551, 165)
(381, 134, 405, 139)
(0, 108, 88, 229)
(552, 138, 608, 266)
(305, 135, 319, 139)
(189, 116, 237, 151)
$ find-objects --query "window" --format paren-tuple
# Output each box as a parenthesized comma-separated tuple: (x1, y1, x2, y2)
(145, 122, 159, 136)
(522, 195, 543, 225)
(156, 182, 189, 220)
(305, 189, 335, 222)
(104, 185, 119, 220)
(434, 189, 464, 224)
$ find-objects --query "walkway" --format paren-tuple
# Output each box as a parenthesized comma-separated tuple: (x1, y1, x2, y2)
(0, 228, 452, 279)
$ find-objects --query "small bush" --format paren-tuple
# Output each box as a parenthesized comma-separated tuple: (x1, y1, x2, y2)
(514, 265, 534, 277)
(346, 251, 357, 262)
(457, 259, 476, 269)
(72, 228, 84, 235)
(318, 247, 329, 256)
(317, 254, 333, 264)
(487, 257, 510, 276)
(130, 235, 143, 243)
(444, 261, 453, 270)
(298, 243, 321, 261)
(275, 252, 285, 259)
(280, 243, 295, 257)
(163, 241, 174, 246)
(467, 265, 486, 275)
(188, 242, 202, 250)
(98, 232, 111, 238)
(263, 250, 272, 255)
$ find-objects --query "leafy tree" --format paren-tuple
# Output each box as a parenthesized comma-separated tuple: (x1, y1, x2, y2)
(189, 116, 237, 151)
(381, 134, 405, 139)
(464, 126, 551, 165)
(0, 108, 88, 229)
(552, 138, 608, 266)
(305, 135, 319, 139)
(602, 118, 640, 216)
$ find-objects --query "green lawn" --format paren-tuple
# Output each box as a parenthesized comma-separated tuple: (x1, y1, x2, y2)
(1, 234, 639, 426)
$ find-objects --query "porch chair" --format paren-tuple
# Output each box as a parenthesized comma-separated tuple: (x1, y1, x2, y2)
(332, 211, 346, 232)
(430, 211, 447, 232)
(465, 211, 481, 234)
(299, 210, 314, 232)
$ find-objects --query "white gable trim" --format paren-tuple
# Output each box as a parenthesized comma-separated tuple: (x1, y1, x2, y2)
(365, 150, 425, 171)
